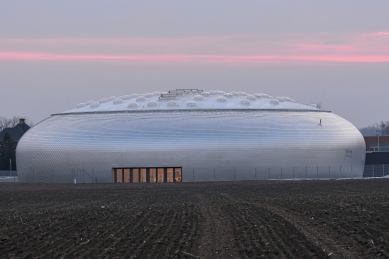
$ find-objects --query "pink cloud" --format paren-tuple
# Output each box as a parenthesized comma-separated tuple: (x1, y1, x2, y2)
(370, 32, 389, 36)
(1, 32, 388, 64)
(1, 51, 389, 64)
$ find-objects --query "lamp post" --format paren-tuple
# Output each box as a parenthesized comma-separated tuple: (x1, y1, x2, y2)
(376, 129, 381, 151)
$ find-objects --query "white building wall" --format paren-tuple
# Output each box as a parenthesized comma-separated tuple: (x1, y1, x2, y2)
(16, 110, 365, 183)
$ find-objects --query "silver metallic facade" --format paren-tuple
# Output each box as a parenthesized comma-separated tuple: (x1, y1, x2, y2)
(16, 109, 366, 182)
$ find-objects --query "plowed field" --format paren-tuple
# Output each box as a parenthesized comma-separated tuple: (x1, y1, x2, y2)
(1, 179, 389, 258)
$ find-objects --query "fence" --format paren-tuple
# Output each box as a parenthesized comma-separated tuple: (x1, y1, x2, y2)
(0, 170, 17, 177)
(187, 165, 364, 182)
(363, 164, 389, 178)
(13, 164, 389, 183)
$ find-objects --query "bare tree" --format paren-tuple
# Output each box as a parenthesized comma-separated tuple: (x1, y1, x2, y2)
(0, 117, 12, 132)
(0, 116, 34, 131)
(379, 121, 389, 136)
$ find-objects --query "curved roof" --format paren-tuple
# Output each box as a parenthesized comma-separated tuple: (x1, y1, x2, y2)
(63, 89, 319, 114)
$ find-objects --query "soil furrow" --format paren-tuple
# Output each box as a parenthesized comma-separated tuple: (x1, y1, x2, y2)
(1, 180, 389, 258)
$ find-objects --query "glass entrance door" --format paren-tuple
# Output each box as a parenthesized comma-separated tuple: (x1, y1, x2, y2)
(174, 168, 182, 182)
(132, 168, 139, 183)
(167, 168, 174, 182)
(157, 168, 164, 183)
(150, 168, 156, 183)
(113, 167, 182, 183)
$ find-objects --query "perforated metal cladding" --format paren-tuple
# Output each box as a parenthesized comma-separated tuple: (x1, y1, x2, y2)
(16, 110, 365, 182)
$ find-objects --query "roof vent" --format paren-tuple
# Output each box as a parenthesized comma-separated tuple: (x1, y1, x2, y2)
(136, 96, 146, 102)
(86, 100, 94, 105)
(144, 93, 153, 97)
(201, 92, 210, 96)
(224, 93, 233, 98)
(121, 95, 131, 100)
(167, 100, 177, 106)
(90, 102, 100, 108)
(217, 97, 227, 102)
(283, 97, 295, 102)
(153, 91, 160, 96)
(108, 96, 116, 101)
(194, 95, 203, 101)
(241, 99, 250, 105)
(246, 95, 256, 101)
(147, 101, 157, 107)
(160, 89, 203, 99)
(113, 99, 123, 104)
(187, 101, 197, 106)
(99, 98, 109, 104)
(77, 103, 86, 108)
(270, 99, 279, 105)
(128, 102, 137, 108)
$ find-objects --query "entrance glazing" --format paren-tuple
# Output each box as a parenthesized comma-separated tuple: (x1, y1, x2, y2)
(112, 167, 182, 183)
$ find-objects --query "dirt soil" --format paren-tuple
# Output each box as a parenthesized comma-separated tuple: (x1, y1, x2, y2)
(1, 179, 389, 259)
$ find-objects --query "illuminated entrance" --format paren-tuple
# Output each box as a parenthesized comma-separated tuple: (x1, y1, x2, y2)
(112, 167, 182, 183)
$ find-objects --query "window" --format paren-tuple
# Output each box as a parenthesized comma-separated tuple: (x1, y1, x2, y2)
(370, 144, 389, 152)
(141, 168, 147, 183)
(167, 168, 174, 182)
(112, 167, 182, 183)
(175, 168, 182, 182)
(116, 169, 123, 183)
(133, 168, 139, 183)
(124, 169, 130, 183)
(158, 168, 164, 183)
(150, 168, 156, 183)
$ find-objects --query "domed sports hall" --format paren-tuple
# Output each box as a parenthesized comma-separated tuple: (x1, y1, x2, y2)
(16, 89, 365, 183)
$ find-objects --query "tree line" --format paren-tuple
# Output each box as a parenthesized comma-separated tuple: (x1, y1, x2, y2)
(378, 121, 389, 135)
(0, 116, 34, 132)
(359, 121, 389, 136)
(0, 116, 34, 171)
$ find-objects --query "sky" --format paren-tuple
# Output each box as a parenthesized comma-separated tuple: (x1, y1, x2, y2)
(1, 1, 389, 128)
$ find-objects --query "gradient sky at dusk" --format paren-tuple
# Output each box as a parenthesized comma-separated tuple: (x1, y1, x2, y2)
(1, 1, 389, 128)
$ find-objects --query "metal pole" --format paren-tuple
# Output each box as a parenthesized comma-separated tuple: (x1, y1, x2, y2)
(317, 166, 318, 179)
(281, 167, 282, 180)
(384, 164, 385, 177)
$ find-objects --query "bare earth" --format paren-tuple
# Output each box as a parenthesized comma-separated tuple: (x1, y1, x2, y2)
(1, 179, 389, 258)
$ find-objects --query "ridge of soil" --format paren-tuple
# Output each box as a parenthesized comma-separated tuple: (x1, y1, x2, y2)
(0, 179, 388, 258)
